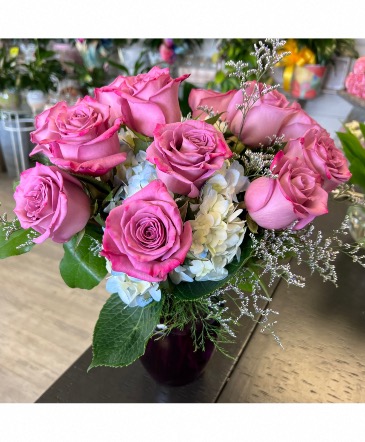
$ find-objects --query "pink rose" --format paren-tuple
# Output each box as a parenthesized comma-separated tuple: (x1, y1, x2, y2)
(146, 120, 232, 198)
(346, 72, 365, 99)
(101, 180, 192, 282)
(94, 66, 189, 137)
(245, 151, 328, 230)
(30, 96, 126, 176)
(14, 163, 90, 244)
(188, 88, 238, 120)
(159, 39, 176, 64)
(353, 57, 365, 75)
(284, 128, 351, 191)
(277, 107, 326, 141)
(226, 81, 301, 146)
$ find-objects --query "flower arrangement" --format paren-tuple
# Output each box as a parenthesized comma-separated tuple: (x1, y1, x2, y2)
(345, 57, 365, 100)
(1, 39, 364, 372)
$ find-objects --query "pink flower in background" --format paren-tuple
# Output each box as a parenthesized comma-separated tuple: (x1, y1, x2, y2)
(94, 66, 189, 137)
(188, 88, 238, 120)
(284, 128, 351, 191)
(159, 39, 176, 65)
(226, 82, 302, 146)
(146, 120, 232, 198)
(353, 57, 365, 75)
(346, 57, 365, 99)
(245, 151, 328, 230)
(346, 72, 365, 99)
(30, 96, 126, 176)
(14, 163, 90, 244)
(101, 180, 192, 282)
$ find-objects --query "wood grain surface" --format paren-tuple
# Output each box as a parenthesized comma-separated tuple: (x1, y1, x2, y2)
(218, 200, 365, 403)
(217, 252, 365, 403)
(0, 174, 109, 402)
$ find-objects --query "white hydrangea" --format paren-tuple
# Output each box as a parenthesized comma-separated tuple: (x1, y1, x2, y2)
(190, 161, 247, 261)
(169, 259, 228, 283)
(124, 151, 158, 197)
(170, 160, 248, 284)
(105, 260, 161, 308)
(207, 160, 249, 202)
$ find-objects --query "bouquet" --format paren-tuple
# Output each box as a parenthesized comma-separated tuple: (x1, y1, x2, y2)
(1, 39, 364, 372)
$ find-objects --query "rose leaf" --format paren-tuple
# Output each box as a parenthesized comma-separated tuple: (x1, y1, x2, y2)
(59, 225, 107, 290)
(89, 294, 162, 370)
(0, 218, 38, 259)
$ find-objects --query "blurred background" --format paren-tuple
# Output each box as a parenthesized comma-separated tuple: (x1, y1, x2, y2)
(1, 37, 365, 178)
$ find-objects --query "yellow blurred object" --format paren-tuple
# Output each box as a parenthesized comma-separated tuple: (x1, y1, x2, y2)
(9, 47, 19, 58)
(277, 39, 316, 91)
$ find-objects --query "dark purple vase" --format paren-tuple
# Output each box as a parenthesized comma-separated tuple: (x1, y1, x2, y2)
(140, 323, 216, 387)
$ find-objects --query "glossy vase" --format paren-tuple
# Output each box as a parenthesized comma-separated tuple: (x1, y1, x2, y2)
(140, 323, 216, 387)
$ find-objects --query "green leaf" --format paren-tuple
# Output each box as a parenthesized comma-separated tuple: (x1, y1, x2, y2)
(349, 162, 365, 190)
(246, 213, 258, 234)
(214, 70, 226, 84)
(0, 219, 38, 259)
(89, 294, 162, 369)
(70, 173, 112, 195)
(337, 131, 365, 164)
(134, 137, 151, 153)
(59, 225, 107, 289)
(204, 112, 225, 126)
(360, 122, 365, 140)
(29, 152, 54, 166)
(173, 239, 254, 301)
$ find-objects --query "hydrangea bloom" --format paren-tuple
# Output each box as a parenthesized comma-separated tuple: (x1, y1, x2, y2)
(105, 260, 161, 307)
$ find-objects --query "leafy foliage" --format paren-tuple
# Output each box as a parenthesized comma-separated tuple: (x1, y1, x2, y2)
(337, 131, 365, 191)
(19, 42, 65, 93)
(59, 224, 107, 290)
(0, 46, 21, 90)
(89, 294, 162, 369)
(0, 216, 38, 259)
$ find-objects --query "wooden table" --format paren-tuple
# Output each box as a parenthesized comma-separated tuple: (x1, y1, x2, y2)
(36, 199, 365, 403)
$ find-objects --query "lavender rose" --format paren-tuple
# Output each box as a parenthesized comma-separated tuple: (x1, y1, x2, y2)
(284, 128, 352, 191)
(101, 180, 192, 282)
(30, 96, 127, 176)
(226, 81, 302, 146)
(188, 88, 238, 120)
(146, 120, 233, 198)
(245, 151, 328, 230)
(14, 163, 90, 243)
(94, 66, 189, 137)
(277, 107, 326, 141)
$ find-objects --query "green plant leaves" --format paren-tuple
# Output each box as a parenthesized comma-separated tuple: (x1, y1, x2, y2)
(89, 294, 162, 369)
(337, 131, 365, 190)
(59, 225, 107, 290)
(0, 219, 38, 259)
(172, 239, 254, 301)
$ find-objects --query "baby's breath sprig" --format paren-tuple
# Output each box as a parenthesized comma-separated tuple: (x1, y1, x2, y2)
(226, 39, 289, 142)
(241, 147, 276, 178)
(331, 183, 365, 208)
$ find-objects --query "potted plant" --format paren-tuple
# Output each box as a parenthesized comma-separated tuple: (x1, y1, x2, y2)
(19, 41, 65, 114)
(0, 45, 22, 110)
